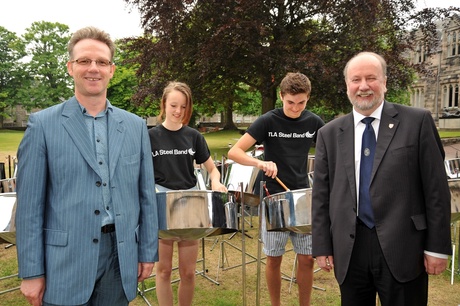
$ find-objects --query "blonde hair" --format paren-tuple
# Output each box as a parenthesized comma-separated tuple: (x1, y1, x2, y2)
(67, 26, 115, 61)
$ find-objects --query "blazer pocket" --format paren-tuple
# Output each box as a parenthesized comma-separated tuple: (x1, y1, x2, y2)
(120, 152, 141, 165)
(44, 229, 68, 246)
(411, 214, 427, 231)
(391, 144, 416, 155)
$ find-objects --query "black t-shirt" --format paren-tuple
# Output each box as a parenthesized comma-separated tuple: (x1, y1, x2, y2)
(149, 125, 210, 190)
(246, 108, 324, 194)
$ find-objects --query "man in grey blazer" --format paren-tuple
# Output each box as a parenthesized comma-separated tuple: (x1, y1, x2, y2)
(15, 27, 159, 306)
(312, 52, 451, 305)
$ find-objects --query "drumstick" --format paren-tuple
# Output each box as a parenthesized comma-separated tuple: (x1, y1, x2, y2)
(275, 176, 290, 191)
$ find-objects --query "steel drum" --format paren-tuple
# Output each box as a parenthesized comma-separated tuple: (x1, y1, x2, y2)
(156, 190, 238, 241)
(0, 178, 16, 193)
(0, 192, 16, 244)
(448, 178, 460, 221)
(445, 158, 460, 179)
(263, 188, 312, 234)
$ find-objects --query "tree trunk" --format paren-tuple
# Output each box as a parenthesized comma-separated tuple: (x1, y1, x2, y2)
(222, 100, 238, 130)
(260, 73, 278, 114)
(0, 107, 4, 129)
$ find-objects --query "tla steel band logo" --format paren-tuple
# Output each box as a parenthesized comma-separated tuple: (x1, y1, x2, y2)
(267, 131, 316, 139)
(151, 148, 196, 157)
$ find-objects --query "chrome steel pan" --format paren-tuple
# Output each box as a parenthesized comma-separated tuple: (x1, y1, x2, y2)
(263, 188, 312, 234)
(0, 178, 16, 193)
(0, 192, 16, 244)
(156, 190, 238, 240)
(445, 158, 460, 179)
(448, 178, 460, 221)
(224, 149, 263, 205)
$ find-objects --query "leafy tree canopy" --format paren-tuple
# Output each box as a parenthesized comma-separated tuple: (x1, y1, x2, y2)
(20, 21, 73, 110)
(123, 0, 459, 124)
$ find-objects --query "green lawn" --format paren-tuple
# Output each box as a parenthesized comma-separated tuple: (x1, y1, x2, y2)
(0, 130, 24, 153)
(2, 128, 460, 161)
(0, 129, 243, 164)
(439, 130, 460, 138)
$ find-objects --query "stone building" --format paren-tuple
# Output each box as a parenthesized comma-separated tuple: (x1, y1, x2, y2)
(410, 15, 460, 128)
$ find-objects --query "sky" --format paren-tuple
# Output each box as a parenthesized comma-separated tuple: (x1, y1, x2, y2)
(0, 0, 143, 39)
(0, 0, 455, 40)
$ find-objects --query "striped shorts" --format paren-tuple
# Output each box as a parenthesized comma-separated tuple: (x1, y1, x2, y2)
(260, 213, 312, 257)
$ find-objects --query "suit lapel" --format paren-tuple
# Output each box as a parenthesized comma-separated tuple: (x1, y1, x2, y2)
(61, 97, 101, 177)
(338, 113, 358, 205)
(108, 108, 125, 180)
(372, 101, 399, 181)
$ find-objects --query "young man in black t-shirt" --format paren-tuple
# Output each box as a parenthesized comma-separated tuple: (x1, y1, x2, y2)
(228, 72, 324, 306)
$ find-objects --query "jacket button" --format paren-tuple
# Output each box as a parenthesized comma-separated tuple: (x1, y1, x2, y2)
(350, 234, 355, 239)
(96, 181, 102, 187)
(94, 210, 100, 215)
(93, 238, 99, 243)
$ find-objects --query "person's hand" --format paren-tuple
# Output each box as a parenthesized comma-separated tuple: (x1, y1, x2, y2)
(424, 254, 447, 275)
(20, 277, 45, 306)
(316, 255, 334, 272)
(138, 262, 155, 282)
(211, 180, 228, 192)
(258, 160, 277, 178)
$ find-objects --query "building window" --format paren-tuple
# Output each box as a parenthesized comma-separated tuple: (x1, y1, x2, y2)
(412, 87, 425, 108)
(444, 84, 460, 108)
(448, 31, 459, 57)
(415, 43, 426, 63)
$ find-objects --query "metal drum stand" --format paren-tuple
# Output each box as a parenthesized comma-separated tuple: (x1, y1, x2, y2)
(216, 182, 258, 305)
(255, 181, 325, 305)
(137, 237, 219, 306)
(137, 188, 238, 305)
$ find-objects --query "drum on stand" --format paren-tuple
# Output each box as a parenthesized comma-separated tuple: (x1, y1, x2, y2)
(448, 177, 460, 283)
(156, 190, 238, 241)
(0, 192, 16, 245)
(0, 192, 18, 297)
(224, 148, 263, 195)
(224, 149, 263, 226)
(262, 188, 312, 234)
(0, 178, 16, 193)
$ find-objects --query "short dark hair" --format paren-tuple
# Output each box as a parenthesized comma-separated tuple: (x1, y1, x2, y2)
(279, 72, 311, 97)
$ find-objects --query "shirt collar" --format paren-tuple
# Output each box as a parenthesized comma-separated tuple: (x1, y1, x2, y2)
(78, 99, 113, 115)
(353, 100, 384, 128)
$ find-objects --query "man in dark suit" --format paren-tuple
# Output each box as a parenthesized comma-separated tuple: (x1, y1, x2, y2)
(15, 27, 158, 306)
(312, 51, 451, 306)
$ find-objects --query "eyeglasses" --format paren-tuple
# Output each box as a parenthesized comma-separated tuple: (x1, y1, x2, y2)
(70, 58, 113, 67)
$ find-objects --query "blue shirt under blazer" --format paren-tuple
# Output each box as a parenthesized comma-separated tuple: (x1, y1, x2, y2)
(15, 97, 159, 305)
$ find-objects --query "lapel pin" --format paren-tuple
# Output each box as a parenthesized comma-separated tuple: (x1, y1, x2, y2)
(389, 123, 394, 129)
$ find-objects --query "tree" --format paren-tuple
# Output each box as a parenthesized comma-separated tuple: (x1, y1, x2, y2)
(0, 27, 27, 127)
(124, 1, 459, 127)
(20, 21, 72, 110)
(108, 40, 158, 118)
